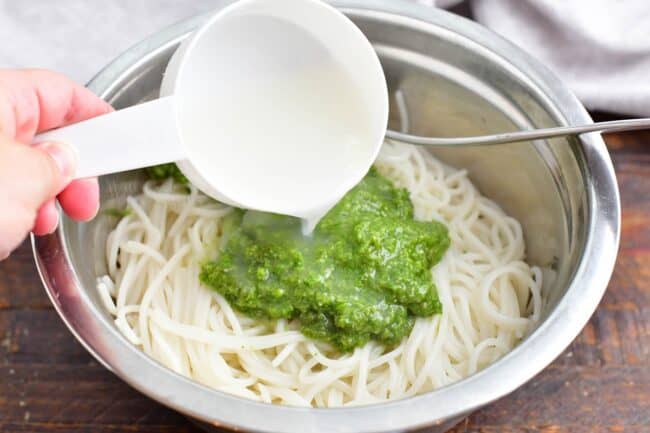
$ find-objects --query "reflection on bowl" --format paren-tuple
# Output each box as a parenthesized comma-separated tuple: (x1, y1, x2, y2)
(33, 1, 619, 432)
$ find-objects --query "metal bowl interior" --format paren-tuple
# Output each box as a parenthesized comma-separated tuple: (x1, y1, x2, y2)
(32, 1, 620, 432)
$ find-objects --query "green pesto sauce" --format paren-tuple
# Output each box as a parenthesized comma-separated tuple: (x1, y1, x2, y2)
(198, 168, 450, 352)
(103, 207, 131, 218)
(145, 163, 189, 184)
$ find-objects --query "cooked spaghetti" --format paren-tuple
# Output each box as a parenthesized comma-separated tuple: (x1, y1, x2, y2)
(97, 141, 542, 407)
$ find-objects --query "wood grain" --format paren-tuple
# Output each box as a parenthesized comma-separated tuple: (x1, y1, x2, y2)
(1, 131, 648, 433)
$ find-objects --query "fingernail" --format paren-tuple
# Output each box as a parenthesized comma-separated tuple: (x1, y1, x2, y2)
(36, 141, 78, 182)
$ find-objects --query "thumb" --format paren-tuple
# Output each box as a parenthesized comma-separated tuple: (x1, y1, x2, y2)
(1, 139, 77, 208)
(0, 137, 77, 258)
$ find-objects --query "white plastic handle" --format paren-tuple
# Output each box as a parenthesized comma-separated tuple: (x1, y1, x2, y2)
(34, 96, 184, 178)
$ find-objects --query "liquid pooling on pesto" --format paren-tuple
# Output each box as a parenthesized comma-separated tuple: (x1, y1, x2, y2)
(199, 168, 450, 351)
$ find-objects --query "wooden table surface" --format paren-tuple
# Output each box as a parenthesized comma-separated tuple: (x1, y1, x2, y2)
(1, 129, 648, 433)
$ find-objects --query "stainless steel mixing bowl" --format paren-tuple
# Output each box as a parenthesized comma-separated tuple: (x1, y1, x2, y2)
(32, 1, 620, 432)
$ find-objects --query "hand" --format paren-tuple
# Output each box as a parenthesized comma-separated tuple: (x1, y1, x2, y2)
(0, 69, 112, 260)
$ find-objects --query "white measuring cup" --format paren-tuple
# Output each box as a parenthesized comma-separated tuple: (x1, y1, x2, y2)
(36, 0, 388, 220)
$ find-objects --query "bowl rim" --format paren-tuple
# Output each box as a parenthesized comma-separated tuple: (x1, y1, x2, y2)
(32, 1, 621, 432)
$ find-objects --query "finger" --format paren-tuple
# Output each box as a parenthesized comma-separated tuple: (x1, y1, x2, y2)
(0, 195, 31, 260)
(58, 177, 100, 221)
(0, 69, 112, 143)
(32, 199, 59, 236)
(0, 138, 77, 210)
(0, 138, 76, 256)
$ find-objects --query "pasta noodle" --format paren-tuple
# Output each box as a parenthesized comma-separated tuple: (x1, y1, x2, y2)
(97, 141, 542, 407)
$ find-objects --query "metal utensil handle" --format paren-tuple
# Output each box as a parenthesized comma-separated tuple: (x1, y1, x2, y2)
(385, 118, 650, 147)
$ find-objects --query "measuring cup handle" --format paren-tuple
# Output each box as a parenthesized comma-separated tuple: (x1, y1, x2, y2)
(33, 96, 184, 179)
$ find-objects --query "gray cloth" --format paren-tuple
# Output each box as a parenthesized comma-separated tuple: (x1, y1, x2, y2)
(2, 0, 649, 115)
(421, 0, 650, 115)
(0, 0, 216, 83)
(471, 0, 650, 116)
